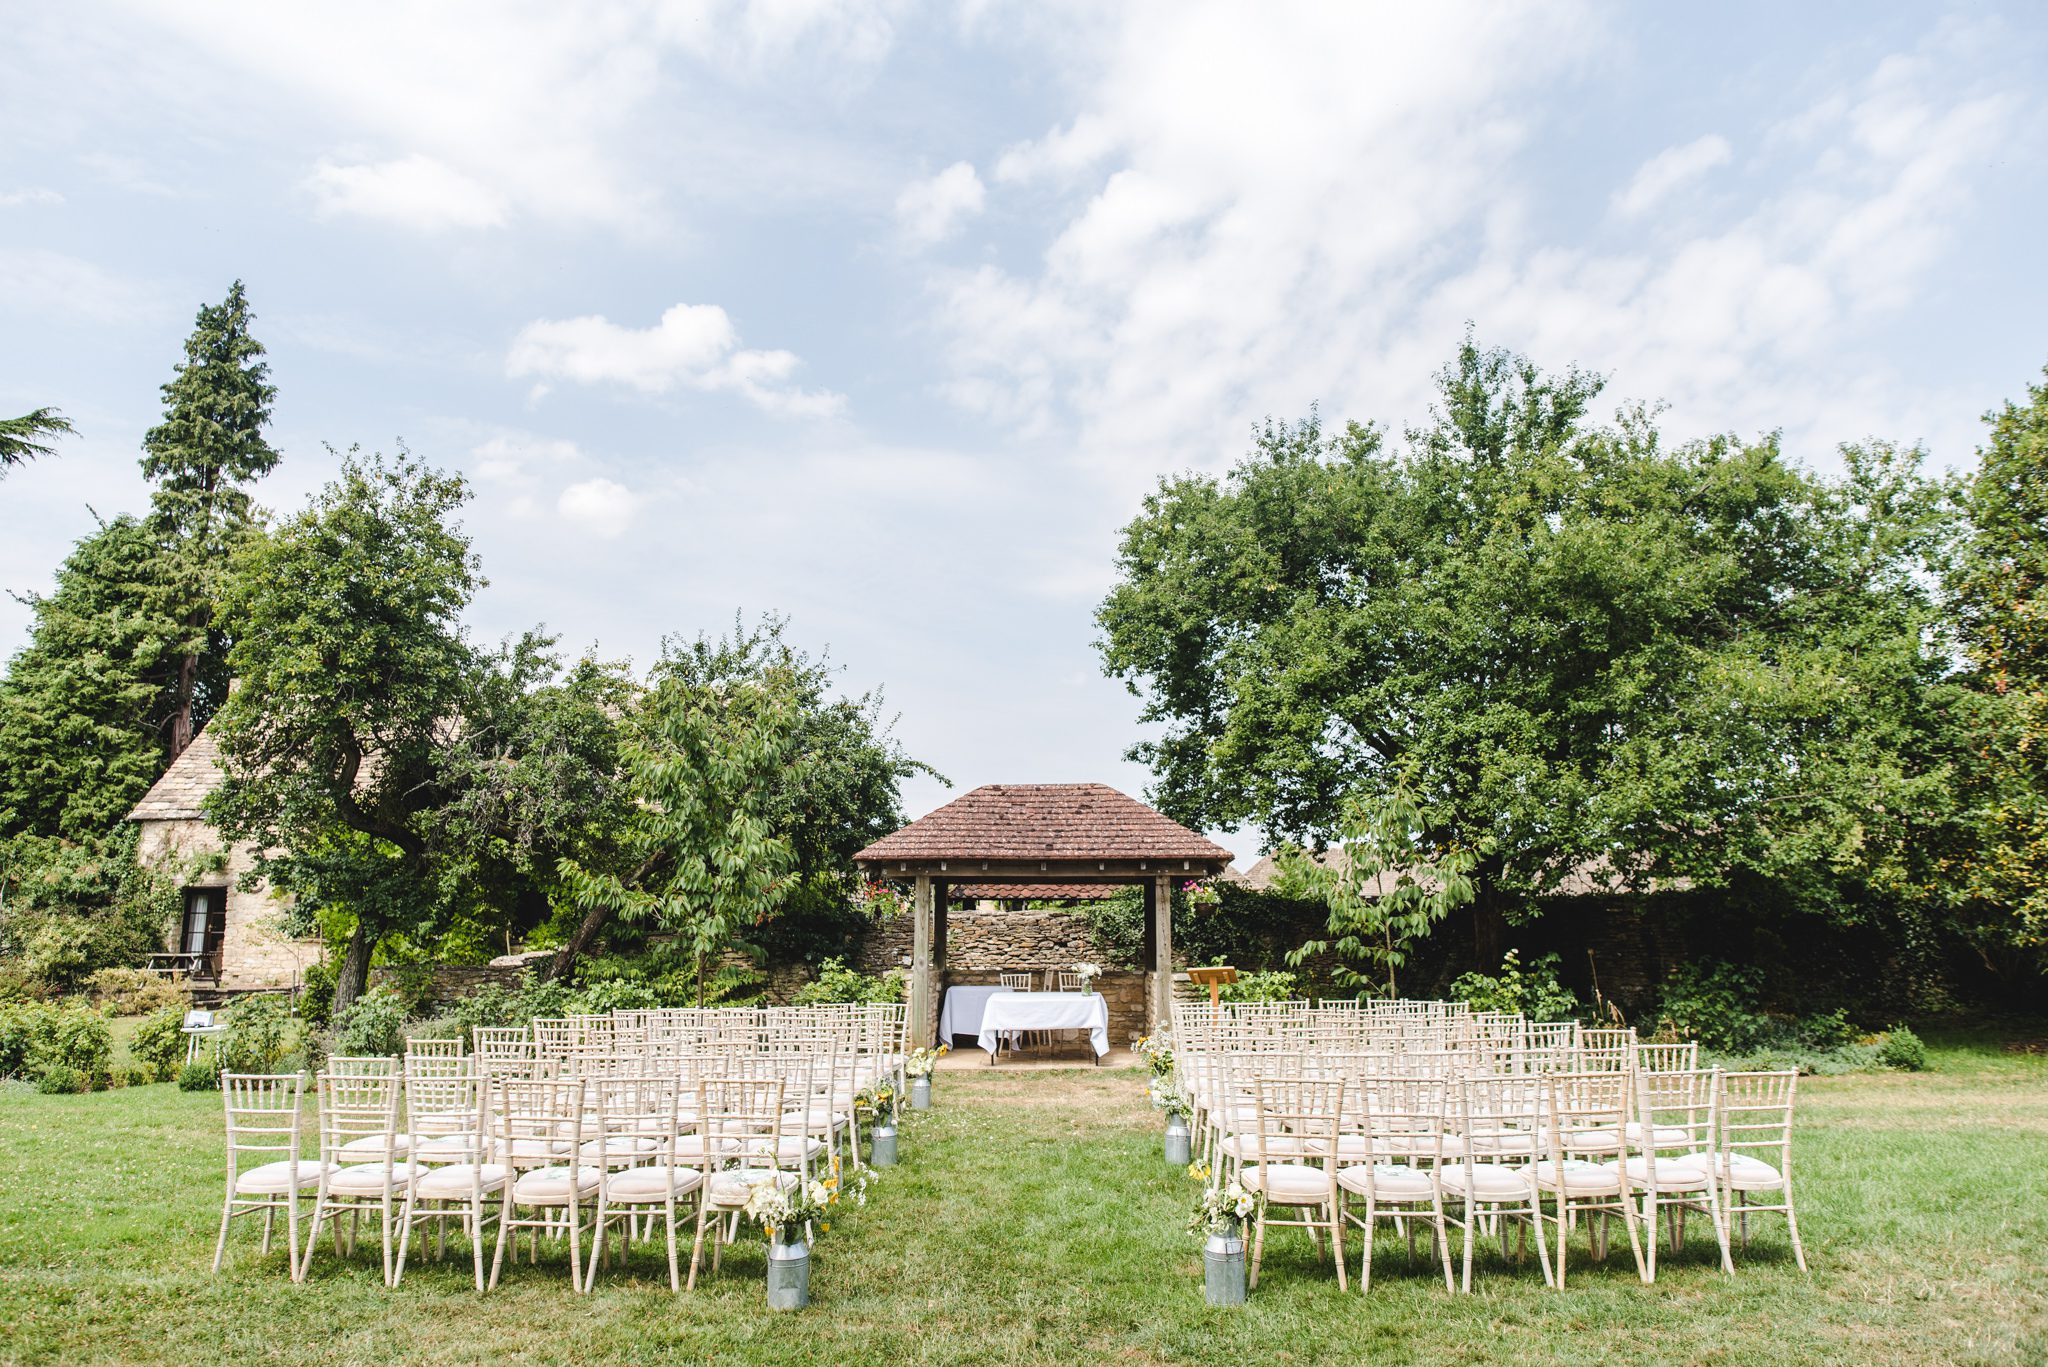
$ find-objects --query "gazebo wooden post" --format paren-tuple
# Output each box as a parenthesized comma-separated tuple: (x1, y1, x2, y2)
(910, 873, 935, 1048)
(1150, 872, 1174, 1034)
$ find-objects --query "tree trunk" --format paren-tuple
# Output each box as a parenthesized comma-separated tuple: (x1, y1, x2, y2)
(1471, 867, 1509, 970)
(332, 916, 377, 1016)
(542, 901, 615, 982)
(170, 645, 198, 757)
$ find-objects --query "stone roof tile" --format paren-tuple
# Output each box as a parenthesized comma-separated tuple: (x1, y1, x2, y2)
(126, 728, 225, 821)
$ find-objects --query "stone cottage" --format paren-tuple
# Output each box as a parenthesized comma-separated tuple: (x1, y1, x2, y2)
(125, 727, 321, 994)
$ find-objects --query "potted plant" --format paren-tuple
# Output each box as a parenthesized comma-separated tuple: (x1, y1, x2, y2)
(1187, 1171, 1261, 1306)
(905, 1044, 947, 1110)
(743, 1157, 873, 1311)
(1149, 1078, 1193, 1164)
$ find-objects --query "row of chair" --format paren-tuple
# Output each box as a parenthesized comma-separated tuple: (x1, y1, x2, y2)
(1172, 1001, 1806, 1294)
(215, 1004, 906, 1292)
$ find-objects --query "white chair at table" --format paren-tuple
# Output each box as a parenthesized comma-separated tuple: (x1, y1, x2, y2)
(996, 973, 1036, 1055)
(1048, 970, 1086, 1054)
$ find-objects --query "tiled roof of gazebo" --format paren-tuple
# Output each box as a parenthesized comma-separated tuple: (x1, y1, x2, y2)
(855, 783, 1231, 866)
(950, 882, 1123, 901)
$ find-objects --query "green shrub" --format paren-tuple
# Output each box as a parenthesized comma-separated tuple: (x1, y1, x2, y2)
(1450, 950, 1580, 1021)
(791, 957, 904, 1006)
(118, 1064, 155, 1088)
(216, 994, 296, 1073)
(1796, 1007, 1860, 1049)
(32, 1003, 112, 1083)
(0, 1001, 54, 1077)
(85, 967, 189, 1017)
(1878, 1026, 1929, 1072)
(402, 1016, 463, 1045)
(131, 1006, 189, 1082)
(1654, 961, 1773, 1053)
(36, 1064, 85, 1095)
(298, 957, 337, 1026)
(177, 1060, 219, 1091)
(331, 988, 410, 1058)
(1216, 967, 1300, 1003)
(0, 829, 179, 994)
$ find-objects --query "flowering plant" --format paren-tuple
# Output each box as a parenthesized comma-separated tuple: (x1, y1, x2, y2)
(905, 1044, 948, 1078)
(1182, 878, 1220, 908)
(1073, 962, 1102, 992)
(854, 1078, 899, 1120)
(853, 879, 911, 919)
(1148, 1077, 1192, 1120)
(744, 1154, 873, 1241)
(1187, 1176, 1262, 1237)
(1133, 1032, 1175, 1078)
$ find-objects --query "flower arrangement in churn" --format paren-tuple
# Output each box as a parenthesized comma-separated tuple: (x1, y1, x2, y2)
(745, 1154, 875, 1242)
(904, 1044, 948, 1078)
(1148, 1077, 1192, 1121)
(1187, 1171, 1262, 1238)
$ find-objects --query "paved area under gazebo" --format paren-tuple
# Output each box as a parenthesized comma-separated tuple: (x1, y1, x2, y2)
(853, 782, 1233, 1048)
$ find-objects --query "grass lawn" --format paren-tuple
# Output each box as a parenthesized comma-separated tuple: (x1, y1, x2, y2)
(1, 1032, 2044, 1366)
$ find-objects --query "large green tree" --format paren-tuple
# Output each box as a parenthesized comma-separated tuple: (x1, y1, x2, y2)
(1099, 338, 1956, 955)
(1945, 365, 2048, 979)
(207, 450, 478, 1013)
(141, 280, 280, 757)
(0, 516, 183, 839)
(548, 617, 932, 984)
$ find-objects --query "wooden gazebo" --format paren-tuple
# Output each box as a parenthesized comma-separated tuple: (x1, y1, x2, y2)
(853, 783, 1234, 1047)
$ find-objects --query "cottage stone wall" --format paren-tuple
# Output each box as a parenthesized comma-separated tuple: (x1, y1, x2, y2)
(134, 820, 320, 993)
(852, 907, 1123, 978)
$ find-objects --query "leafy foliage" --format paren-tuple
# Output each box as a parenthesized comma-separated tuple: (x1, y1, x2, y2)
(141, 280, 281, 756)
(1283, 786, 1474, 995)
(1214, 967, 1299, 1003)
(215, 994, 296, 1072)
(85, 967, 187, 1016)
(131, 1006, 188, 1081)
(1448, 950, 1580, 1021)
(0, 828, 177, 993)
(0, 406, 74, 475)
(329, 988, 410, 1058)
(790, 956, 904, 1006)
(1944, 366, 2048, 980)
(1655, 961, 1774, 1053)
(1099, 337, 1958, 957)
(0, 517, 185, 841)
(207, 449, 480, 1013)
(1878, 1026, 1929, 1072)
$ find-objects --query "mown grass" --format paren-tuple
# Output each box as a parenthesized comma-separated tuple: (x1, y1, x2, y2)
(1, 1032, 2043, 1365)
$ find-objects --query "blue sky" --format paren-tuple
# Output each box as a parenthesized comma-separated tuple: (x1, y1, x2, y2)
(3, 2, 2044, 865)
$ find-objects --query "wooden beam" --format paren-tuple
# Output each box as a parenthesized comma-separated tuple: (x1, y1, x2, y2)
(1151, 873, 1174, 1035)
(910, 874, 934, 1049)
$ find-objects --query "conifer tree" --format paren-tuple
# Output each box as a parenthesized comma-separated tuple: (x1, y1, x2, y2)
(140, 280, 279, 756)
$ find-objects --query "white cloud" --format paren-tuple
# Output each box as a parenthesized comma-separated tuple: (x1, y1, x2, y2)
(556, 477, 639, 538)
(305, 154, 508, 231)
(506, 302, 844, 416)
(93, 1, 905, 235)
(895, 161, 985, 244)
(925, 5, 2027, 486)
(1612, 134, 1733, 219)
(0, 248, 171, 324)
(0, 188, 63, 207)
(469, 432, 582, 488)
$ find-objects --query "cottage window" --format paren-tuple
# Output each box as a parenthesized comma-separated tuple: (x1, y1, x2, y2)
(180, 888, 227, 978)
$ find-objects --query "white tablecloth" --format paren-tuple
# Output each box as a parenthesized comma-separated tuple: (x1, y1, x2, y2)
(937, 984, 1016, 1043)
(977, 992, 1111, 1059)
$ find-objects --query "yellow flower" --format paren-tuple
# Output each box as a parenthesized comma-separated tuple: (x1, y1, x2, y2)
(820, 1222, 830, 1233)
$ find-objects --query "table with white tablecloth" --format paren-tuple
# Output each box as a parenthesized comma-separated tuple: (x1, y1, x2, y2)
(937, 984, 1016, 1044)
(976, 991, 1111, 1062)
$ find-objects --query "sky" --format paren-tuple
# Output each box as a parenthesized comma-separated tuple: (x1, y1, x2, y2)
(2, 1, 2044, 866)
